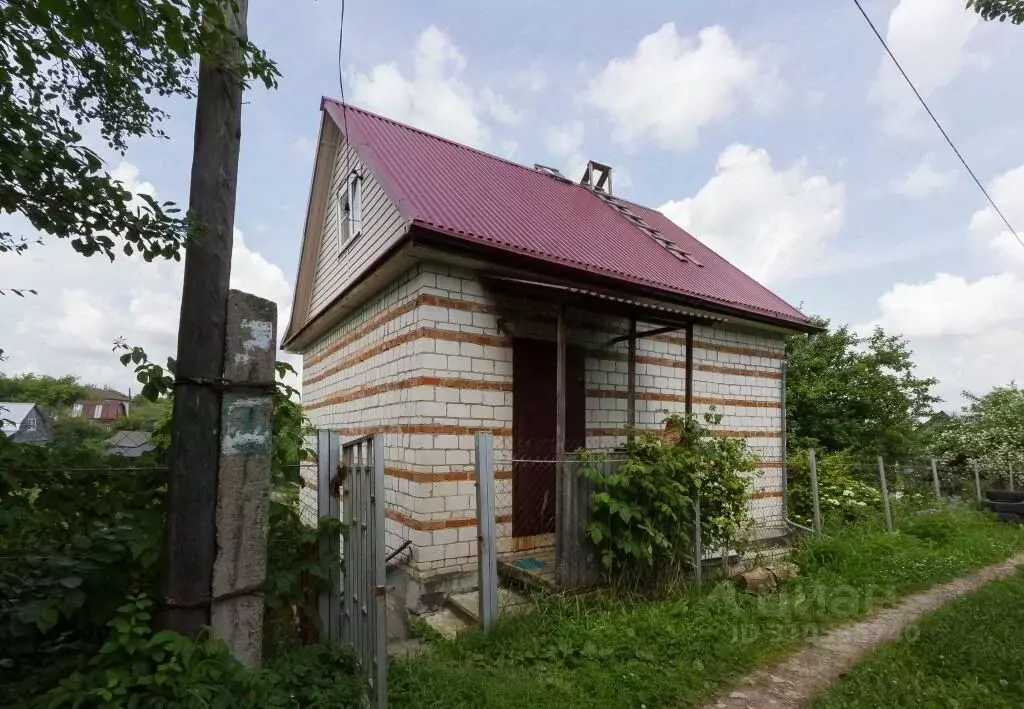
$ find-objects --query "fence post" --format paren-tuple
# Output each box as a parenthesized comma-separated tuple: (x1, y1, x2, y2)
(210, 290, 276, 668)
(808, 448, 822, 535)
(692, 496, 703, 588)
(975, 465, 983, 505)
(1010, 463, 1015, 492)
(878, 456, 894, 534)
(316, 429, 341, 641)
(931, 458, 941, 504)
(474, 433, 498, 630)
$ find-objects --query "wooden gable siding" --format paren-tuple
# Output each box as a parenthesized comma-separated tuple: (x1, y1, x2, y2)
(308, 135, 408, 317)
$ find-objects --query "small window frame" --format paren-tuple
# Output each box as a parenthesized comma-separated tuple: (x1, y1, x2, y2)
(93, 404, 103, 419)
(336, 171, 363, 253)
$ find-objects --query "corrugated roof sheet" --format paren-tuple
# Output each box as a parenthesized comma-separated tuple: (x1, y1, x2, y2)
(323, 98, 811, 328)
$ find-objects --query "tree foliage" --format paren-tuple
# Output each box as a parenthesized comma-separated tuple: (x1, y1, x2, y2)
(1, 0, 278, 259)
(931, 385, 1024, 484)
(786, 319, 938, 460)
(967, 0, 1024, 24)
(0, 373, 86, 412)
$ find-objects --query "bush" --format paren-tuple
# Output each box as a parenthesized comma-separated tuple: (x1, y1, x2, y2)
(29, 596, 364, 708)
(787, 450, 881, 528)
(579, 413, 758, 581)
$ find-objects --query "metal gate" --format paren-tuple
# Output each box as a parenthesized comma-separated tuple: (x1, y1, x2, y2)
(317, 431, 387, 708)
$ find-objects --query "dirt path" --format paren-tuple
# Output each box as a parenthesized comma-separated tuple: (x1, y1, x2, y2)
(703, 552, 1024, 709)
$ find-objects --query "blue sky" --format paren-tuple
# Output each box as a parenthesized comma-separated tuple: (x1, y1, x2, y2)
(3, 0, 1024, 407)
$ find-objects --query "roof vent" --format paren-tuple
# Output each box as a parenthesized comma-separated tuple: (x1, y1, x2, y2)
(533, 163, 573, 184)
(580, 160, 613, 195)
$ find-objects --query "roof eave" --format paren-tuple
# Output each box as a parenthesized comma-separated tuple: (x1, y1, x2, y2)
(407, 223, 819, 334)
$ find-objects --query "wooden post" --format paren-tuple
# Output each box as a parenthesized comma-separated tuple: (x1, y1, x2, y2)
(626, 317, 636, 442)
(931, 458, 941, 503)
(211, 291, 276, 667)
(878, 456, 894, 534)
(1010, 463, 1015, 492)
(554, 305, 567, 584)
(808, 448, 822, 535)
(684, 322, 694, 416)
(160, 0, 248, 636)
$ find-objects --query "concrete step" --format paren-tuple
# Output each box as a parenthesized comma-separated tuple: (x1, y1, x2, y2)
(418, 606, 471, 640)
(446, 587, 532, 625)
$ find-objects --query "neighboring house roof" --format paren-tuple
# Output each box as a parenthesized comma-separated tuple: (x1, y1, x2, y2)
(0, 402, 36, 434)
(106, 430, 156, 458)
(317, 98, 812, 330)
(83, 387, 129, 402)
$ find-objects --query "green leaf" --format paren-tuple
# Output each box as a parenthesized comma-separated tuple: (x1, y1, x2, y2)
(59, 575, 83, 588)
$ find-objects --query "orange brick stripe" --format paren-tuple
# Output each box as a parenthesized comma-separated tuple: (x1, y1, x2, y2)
(586, 350, 782, 380)
(339, 424, 514, 437)
(304, 296, 782, 380)
(586, 427, 780, 439)
(306, 375, 511, 410)
(750, 490, 784, 500)
(386, 508, 512, 531)
(306, 293, 500, 368)
(305, 326, 511, 387)
(585, 388, 780, 410)
(576, 320, 783, 360)
(385, 467, 512, 483)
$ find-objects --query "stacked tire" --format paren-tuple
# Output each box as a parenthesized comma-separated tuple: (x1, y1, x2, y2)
(985, 490, 1024, 524)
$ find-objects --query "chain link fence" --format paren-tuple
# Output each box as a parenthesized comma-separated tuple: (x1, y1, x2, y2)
(787, 450, 991, 536)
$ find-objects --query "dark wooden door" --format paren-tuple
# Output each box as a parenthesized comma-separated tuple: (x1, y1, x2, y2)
(512, 338, 586, 537)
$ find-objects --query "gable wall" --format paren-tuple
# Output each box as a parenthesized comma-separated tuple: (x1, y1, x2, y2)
(307, 131, 407, 319)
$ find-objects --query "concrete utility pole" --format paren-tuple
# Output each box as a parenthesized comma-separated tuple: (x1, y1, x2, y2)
(160, 0, 249, 637)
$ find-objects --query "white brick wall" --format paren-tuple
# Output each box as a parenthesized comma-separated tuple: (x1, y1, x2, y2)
(299, 260, 789, 584)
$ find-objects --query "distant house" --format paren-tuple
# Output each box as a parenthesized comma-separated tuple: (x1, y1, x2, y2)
(71, 388, 129, 425)
(0, 403, 53, 443)
(106, 430, 156, 458)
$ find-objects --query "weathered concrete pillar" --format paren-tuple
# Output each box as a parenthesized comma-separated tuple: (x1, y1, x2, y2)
(211, 289, 276, 668)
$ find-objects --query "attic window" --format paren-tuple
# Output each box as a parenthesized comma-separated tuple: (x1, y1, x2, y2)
(336, 172, 362, 252)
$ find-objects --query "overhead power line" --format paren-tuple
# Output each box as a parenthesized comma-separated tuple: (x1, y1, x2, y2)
(336, 0, 350, 139)
(852, 0, 1023, 249)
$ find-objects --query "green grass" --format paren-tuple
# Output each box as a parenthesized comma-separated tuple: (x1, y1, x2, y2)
(813, 567, 1024, 708)
(389, 508, 1024, 709)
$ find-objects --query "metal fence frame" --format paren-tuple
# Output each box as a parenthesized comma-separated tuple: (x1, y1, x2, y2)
(317, 431, 387, 709)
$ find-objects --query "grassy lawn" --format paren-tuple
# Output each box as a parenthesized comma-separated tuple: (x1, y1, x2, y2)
(389, 508, 1024, 709)
(812, 567, 1024, 708)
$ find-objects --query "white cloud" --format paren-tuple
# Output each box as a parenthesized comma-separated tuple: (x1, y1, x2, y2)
(543, 120, 586, 180)
(0, 162, 299, 394)
(869, 0, 983, 135)
(584, 23, 775, 151)
(292, 136, 315, 157)
(350, 26, 514, 149)
(658, 144, 845, 285)
(859, 272, 1024, 406)
(969, 164, 1024, 266)
(511, 64, 547, 93)
(891, 159, 957, 198)
(864, 272, 1024, 339)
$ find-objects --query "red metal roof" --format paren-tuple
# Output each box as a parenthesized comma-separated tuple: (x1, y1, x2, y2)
(323, 98, 811, 329)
